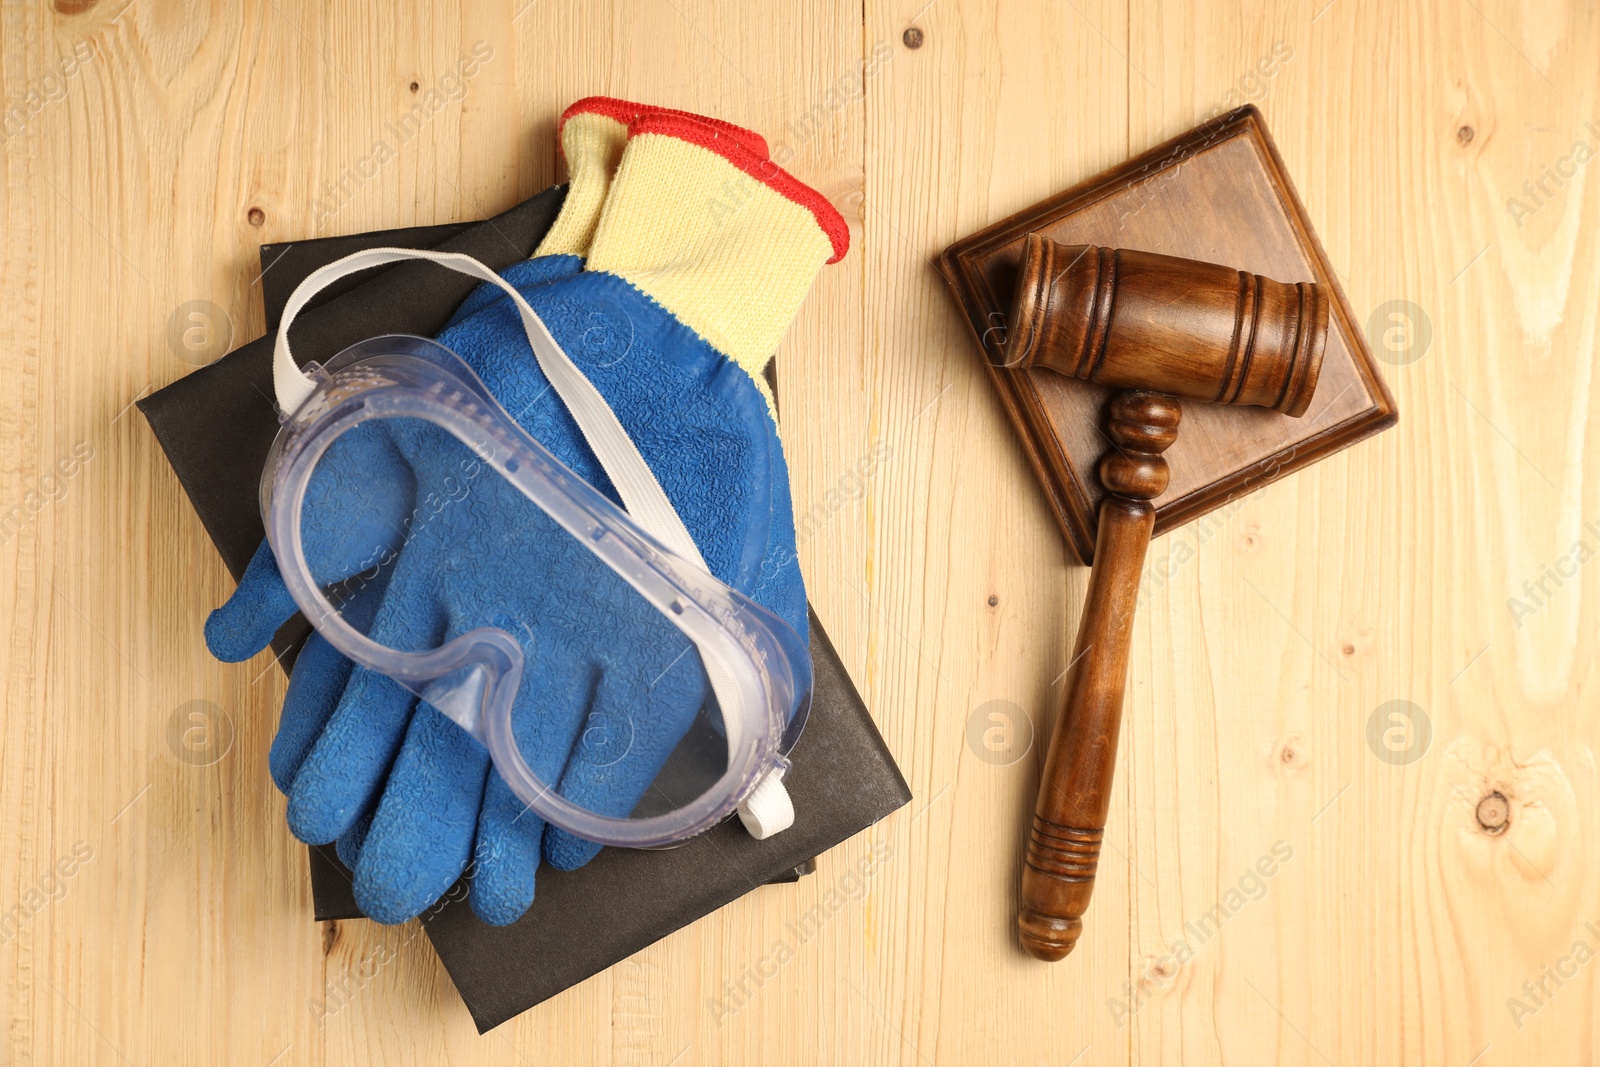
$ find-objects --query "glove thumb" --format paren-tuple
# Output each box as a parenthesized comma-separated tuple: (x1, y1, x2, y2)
(205, 539, 301, 662)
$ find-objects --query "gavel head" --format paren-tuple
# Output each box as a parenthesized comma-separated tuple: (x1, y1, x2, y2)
(1001, 234, 1328, 418)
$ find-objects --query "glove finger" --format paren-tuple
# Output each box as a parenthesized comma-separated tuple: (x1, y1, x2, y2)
(269, 631, 356, 794)
(284, 553, 443, 843)
(543, 652, 708, 871)
(466, 777, 545, 926)
(269, 555, 399, 794)
(350, 705, 491, 924)
(468, 654, 599, 925)
(204, 540, 300, 662)
(285, 665, 419, 845)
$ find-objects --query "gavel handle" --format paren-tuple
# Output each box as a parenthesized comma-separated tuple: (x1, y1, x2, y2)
(1019, 390, 1180, 961)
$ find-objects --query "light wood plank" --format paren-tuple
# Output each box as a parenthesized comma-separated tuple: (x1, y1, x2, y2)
(3, 0, 1598, 1063)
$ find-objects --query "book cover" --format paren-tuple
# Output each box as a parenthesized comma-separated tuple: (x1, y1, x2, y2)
(138, 187, 911, 1030)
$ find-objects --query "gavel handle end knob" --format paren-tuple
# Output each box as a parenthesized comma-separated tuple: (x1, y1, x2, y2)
(1019, 911, 1083, 961)
(1018, 813, 1101, 960)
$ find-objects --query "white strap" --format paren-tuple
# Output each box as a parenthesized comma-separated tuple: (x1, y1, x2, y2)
(272, 247, 793, 837)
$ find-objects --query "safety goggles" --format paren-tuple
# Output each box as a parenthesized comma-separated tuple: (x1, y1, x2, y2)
(260, 249, 809, 848)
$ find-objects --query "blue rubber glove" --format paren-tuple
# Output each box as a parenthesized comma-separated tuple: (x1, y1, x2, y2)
(208, 94, 650, 871)
(207, 102, 844, 925)
(211, 95, 772, 822)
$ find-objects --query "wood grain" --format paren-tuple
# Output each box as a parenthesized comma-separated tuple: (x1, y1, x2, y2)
(1, 0, 1596, 1064)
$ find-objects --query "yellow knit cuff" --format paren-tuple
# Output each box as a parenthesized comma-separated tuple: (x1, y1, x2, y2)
(533, 109, 629, 258)
(585, 123, 845, 383)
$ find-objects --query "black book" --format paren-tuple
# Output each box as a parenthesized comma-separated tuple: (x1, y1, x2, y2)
(137, 186, 911, 1031)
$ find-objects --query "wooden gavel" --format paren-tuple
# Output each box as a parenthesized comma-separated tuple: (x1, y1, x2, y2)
(1000, 235, 1328, 961)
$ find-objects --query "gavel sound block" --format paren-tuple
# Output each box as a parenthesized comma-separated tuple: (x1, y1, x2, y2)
(1003, 236, 1328, 961)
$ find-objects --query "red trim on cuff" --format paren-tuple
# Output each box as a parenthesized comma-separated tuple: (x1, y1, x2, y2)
(626, 112, 851, 265)
(557, 96, 770, 160)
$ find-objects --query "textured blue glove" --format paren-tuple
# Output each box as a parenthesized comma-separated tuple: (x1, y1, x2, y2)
(210, 95, 640, 885)
(214, 96, 775, 819)
(207, 100, 846, 925)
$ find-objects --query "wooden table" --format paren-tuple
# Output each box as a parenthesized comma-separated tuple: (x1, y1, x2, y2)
(2, 1, 1594, 1063)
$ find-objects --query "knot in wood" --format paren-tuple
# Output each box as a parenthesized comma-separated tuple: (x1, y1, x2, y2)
(1476, 791, 1510, 834)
